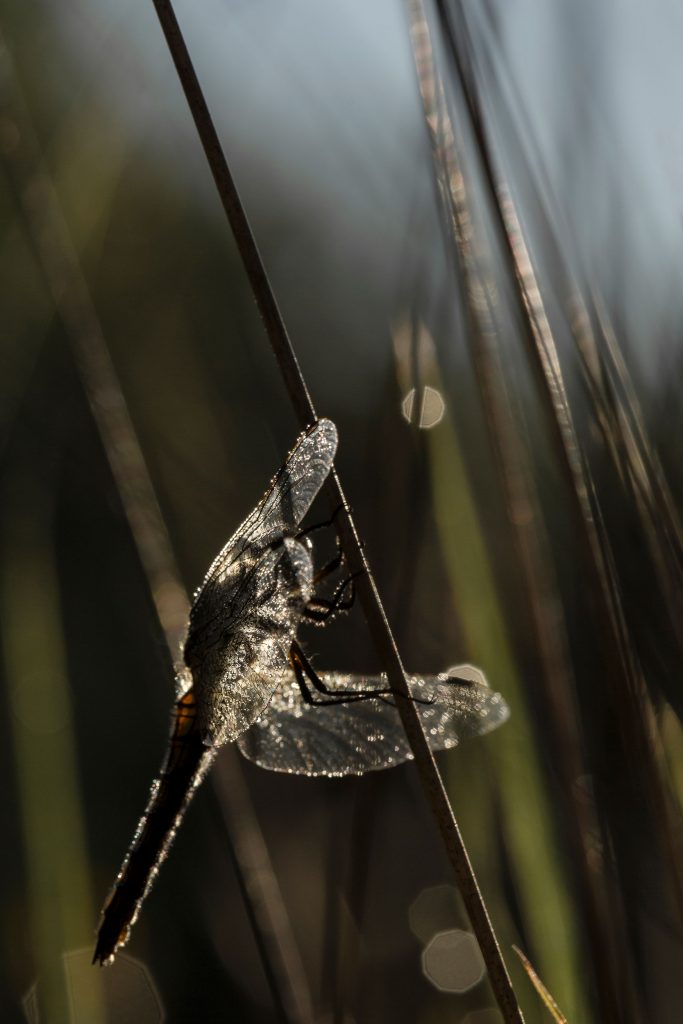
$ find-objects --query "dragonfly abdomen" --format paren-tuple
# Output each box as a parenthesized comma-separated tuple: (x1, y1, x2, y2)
(93, 690, 210, 965)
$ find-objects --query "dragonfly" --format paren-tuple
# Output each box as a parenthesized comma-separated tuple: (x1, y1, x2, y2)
(93, 417, 509, 964)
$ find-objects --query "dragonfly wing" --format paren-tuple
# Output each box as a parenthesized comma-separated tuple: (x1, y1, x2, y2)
(409, 667, 510, 745)
(189, 419, 337, 633)
(237, 666, 509, 777)
(190, 538, 314, 746)
(241, 418, 338, 547)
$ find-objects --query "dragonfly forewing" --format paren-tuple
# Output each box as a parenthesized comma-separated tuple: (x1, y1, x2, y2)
(188, 419, 337, 633)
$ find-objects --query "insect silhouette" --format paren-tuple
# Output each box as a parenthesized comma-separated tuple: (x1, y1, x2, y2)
(93, 418, 508, 964)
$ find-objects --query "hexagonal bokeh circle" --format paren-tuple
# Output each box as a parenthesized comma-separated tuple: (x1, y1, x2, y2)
(408, 884, 461, 944)
(401, 385, 445, 429)
(23, 947, 164, 1023)
(421, 928, 486, 994)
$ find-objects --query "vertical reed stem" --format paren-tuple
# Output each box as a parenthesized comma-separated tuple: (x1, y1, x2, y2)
(404, 3, 625, 1018)
(433, 0, 683, 926)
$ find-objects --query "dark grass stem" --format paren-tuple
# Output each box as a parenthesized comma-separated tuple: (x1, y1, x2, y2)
(148, 1, 525, 1020)
(475, 11, 683, 590)
(433, 0, 683, 925)
(404, 3, 627, 1018)
(0, 31, 314, 1024)
(473, 15, 683, 643)
(460, 20, 683, 986)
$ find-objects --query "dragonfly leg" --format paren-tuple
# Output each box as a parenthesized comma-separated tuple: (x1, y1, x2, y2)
(295, 503, 345, 542)
(312, 546, 343, 585)
(291, 642, 437, 708)
(304, 571, 359, 624)
(297, 506, 354, 587)
(290, 640, 397, 702)
(290, 645, 376, 707)
(297, 508, 368, 621)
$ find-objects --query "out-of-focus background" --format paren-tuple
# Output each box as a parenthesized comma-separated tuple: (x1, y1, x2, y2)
(2, 1, 683, 1022)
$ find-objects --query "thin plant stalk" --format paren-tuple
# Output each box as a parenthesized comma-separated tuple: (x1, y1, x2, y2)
(513, 947, 568, 1024)
(433, 0, 683, 923)
(404, 4, 625, 1018)
(479, 17, 683, 746)
(0, 30, 314, 1024)
(459, 10, 683, 964)
(476, 14, 683, 592)
(473, 20, 683, 655)
(148, 2, 524, 1020)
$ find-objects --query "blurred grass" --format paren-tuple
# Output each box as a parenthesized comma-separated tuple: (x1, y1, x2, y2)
(427, 405, 587, 1023)
(2, 478, 106, 1024)
(661, 707, 683, 812)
